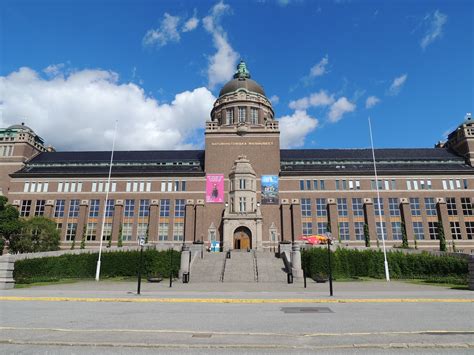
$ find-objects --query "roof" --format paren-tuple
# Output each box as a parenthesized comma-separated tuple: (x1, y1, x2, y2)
(219, 78, 266, 97)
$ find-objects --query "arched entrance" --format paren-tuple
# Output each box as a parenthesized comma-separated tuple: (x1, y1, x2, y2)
(233, 226, 252, 250)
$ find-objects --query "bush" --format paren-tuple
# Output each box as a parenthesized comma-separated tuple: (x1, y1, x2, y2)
(301, 248, 468, 284)
(13, 249, 180, 284)
(0, 237, 4, 255)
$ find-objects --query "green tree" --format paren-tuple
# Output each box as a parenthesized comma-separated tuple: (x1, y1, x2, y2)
(0, 196, 22, 243)
(80, 225, 86, 249)
(117, 224, 123, 248)
(401, 222, 409, 248)
(438, 221, 446, 252)
(363, 223, 370, 247)
(9, 216, 60, 253)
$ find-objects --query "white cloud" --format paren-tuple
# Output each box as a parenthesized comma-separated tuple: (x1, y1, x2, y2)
(278, 110, 319, 148)
(328, 97, 356, 122)
(309, 55, 329, 77)
(43, 63, 65, 77)
(420, 10, 447, 50)
(203, 1, 239, 89)
(0, 67, 216, 151)
(388, 73, 408, 96)
(289, 90, 334, 110)
(182, 16, 199, 32)
(365, 96, 380, 109)
(143, 13, 181, 47)
(270, 95, 279, 105)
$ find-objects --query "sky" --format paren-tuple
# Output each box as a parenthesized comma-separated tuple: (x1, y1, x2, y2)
(1, 0, 472, 151)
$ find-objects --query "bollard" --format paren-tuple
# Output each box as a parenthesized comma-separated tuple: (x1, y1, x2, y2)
(226, 250, 231, 259)
(287, 273, 293, 284)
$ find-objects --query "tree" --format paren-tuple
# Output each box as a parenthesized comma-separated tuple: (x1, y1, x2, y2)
(9, 216, 60, 254)
(401, 222, 409, 248)
(438, 221, 446, 252)
(363, 223, 370, 247)
(0, 196, 22, 243)
(80, 225, 86, 249)
(117, 224, 123, 247)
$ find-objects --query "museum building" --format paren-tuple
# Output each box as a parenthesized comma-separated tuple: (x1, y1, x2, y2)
(1, 61, 473, 253)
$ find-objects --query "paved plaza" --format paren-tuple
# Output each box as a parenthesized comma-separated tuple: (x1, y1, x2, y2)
(0, 279, 473, 354)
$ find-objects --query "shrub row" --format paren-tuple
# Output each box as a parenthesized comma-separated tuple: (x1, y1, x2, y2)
(14, 249, 181, 284)
(301, 248, 468, 284)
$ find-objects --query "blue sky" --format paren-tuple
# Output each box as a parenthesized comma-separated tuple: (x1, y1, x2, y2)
(1, 0, 472, 151)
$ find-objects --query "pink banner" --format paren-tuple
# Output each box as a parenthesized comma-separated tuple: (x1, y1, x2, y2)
(206, 174, 224, 203)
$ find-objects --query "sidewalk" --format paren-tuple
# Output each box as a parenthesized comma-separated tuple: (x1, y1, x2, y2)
(1, 279, 472, 301)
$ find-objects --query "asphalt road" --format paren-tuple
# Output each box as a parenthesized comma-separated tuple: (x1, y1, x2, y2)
(1, 281, 473, 354)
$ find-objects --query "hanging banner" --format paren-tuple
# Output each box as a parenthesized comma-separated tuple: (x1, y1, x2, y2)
(206, 174, 224, 203)
(261, 175, 279, 204)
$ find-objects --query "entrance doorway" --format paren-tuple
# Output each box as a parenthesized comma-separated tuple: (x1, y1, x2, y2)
(233, 226, 252, 250)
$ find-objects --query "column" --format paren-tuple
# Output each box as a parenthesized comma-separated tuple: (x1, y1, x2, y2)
(184, 200, 195, 243)
(258, 107, 264, 125)
(280, 200, 292, 242)
(77, 200, 89, 244)
(111, 200, 123, 243)
(291, 199, 301, 242)
(363, 198, 377, 243)
(194, 200, 204, 242)
(44, 200, 54, 218)
(436, 198, 451, 239)
(327, 198, 338, 239)
(400, 198, 414, 246)
(148, 200, 159, 242)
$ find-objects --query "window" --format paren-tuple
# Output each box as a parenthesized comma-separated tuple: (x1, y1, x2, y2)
(238, 107, 246, 122)
(463, 179, 469, 189)
(313, 180, 318, 190)
(226, 109, 233, 125)
(316, 198, 327, 217)
(337, 198, 348, 216)
(68, 200, 80, 218)
(299, 180, 305, 190)
(461, 197, 473, 216)
(450, 222, 462, 239)
(301, 198, 312, 217)
(65, 223, 77, 241)
(374, 198, 384, 216)
(376, 222, 387, 240)
(391, 222, 402, 240)
(34, 200, 45, 216)
(239, 197, 247, 212)
(335, 180, 347, 190)
(159, 199, 170, 217)
(302, 222, 313, 236)
(158, 222, 169, 241)
(89, 199, 100, 218)
(410, 198, 421, 216)
(102, 223, 112, 241)
(466, 222, 474, 240)
(320, 180, 326, 190)
(306, 180, 311, 190)
(181, 181, 186, 191)
(339, 222, 350, 240)
(54, 200, 65, 218)
(250, 108, 258, 124)
(388, 198, 400, 216)
(428, 222, 439, 240)
(413, 221, 424, 240)
(354, 222, 364, 240)
(239, 179, 246, 189)
(317, 222, 328, 235)
(446, 197, 457, 216)
(139, 199, 150, 217)
(173, 222, 184, 241)
(86, 222, 97, 241)
(124, 199, 135, 217)
(352, 198, 363, 217)
(137, 223, 148, 239)
(122, 223, 133, 241)
(105, 199, 115, 217)
(424, 198, 437, 216)
(174, 199, 185, 218)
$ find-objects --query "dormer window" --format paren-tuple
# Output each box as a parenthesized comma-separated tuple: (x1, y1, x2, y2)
(226, 109, 233, 125)
(239, 179, 246, 189)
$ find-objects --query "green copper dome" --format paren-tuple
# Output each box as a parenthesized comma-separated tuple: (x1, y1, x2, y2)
(219, 60, 266, 97)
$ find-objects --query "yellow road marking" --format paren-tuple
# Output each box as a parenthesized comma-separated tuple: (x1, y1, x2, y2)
(1, 326, 473, 338)
(0, 296, 472, 303)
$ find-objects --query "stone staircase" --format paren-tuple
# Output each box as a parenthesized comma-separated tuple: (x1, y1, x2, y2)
(189, 253, 226, 282)
(254, 251, 287, 283)
(223, 251, 256, 282)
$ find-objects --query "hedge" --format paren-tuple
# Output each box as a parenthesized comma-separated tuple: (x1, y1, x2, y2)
(14, 249, 181, 284)
(301, 248, 468, 284)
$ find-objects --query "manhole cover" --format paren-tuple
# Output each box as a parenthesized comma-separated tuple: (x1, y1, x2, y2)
(281, 307, 333, 314)
(192, 333, 212, 338)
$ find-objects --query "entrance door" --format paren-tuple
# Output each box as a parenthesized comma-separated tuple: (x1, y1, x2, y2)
(233, 226, 252, 250)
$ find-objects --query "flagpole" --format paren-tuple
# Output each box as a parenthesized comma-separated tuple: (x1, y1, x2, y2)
(368, 117, 390, 282)
(95, 120, 118, 281)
